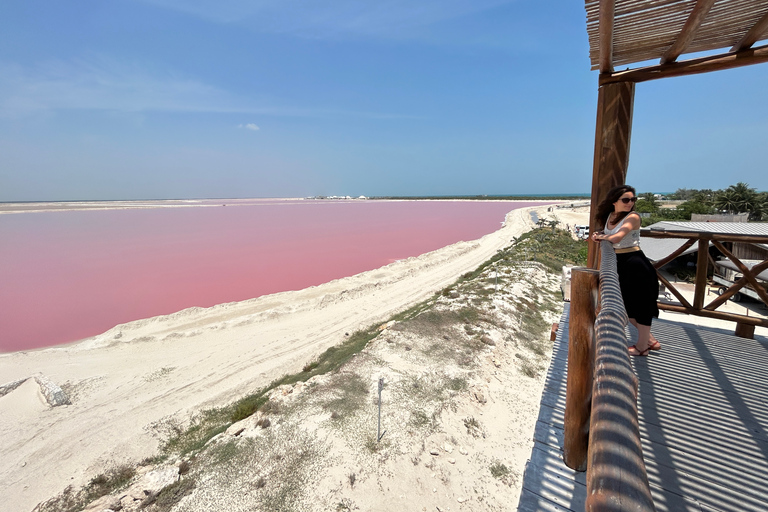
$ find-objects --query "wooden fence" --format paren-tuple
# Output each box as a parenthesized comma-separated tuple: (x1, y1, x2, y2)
(643, 228, 768, 339)
(563, 241, 655, 511)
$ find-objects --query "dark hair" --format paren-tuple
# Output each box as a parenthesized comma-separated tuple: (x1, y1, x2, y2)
(596, 185, 637, 226)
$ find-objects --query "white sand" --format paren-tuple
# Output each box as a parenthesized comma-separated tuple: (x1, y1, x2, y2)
(0, 202, 570, 512)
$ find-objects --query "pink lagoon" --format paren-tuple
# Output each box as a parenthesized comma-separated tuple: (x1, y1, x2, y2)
(0, 198, 549, 352)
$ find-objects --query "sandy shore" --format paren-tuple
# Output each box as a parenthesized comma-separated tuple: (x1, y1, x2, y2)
(0, 202, 577, 512)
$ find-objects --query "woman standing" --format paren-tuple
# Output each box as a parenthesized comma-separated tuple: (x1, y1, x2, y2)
(592, 185, 661, 356)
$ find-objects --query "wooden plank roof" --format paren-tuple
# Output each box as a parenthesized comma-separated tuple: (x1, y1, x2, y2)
(585, 0, 768, 72)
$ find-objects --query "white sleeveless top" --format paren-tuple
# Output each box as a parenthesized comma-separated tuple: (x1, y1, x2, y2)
(604, 214, 640, 250)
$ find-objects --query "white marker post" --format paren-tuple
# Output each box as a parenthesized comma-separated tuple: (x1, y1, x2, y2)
(377, 377, 386, 442)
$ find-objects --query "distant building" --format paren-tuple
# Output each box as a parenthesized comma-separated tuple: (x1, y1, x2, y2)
(691, 213, 749, 222)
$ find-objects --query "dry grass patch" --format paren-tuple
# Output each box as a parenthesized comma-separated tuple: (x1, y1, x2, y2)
(182, 424, 327, 512)
(34, 465, 136, 512)
(139, 478, 196, 511)
(318, 372, 370, 422)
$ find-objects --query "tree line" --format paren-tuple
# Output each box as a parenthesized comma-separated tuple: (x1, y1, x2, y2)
(635, 182, 767, 226)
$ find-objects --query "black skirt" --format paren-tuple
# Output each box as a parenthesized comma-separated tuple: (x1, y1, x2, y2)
(616, 250, 659, 326)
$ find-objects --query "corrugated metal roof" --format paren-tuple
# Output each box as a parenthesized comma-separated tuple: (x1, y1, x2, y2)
(645, 221, 768, 237)
(639, 236, 702, 262)
(585, 0, 768, 71)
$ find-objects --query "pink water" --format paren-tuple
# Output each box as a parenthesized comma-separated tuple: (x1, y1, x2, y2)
(0, 199, 546, 352)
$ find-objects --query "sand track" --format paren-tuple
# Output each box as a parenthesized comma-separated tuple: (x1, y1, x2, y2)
(0, 205, 552, 512)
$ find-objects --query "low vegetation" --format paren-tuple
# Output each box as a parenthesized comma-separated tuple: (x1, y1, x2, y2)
(506, 227, 588, 272)
(34, 465, 136, 512)
(320, 372, 370, 421)
(139, 478, 196, 510)
(638, 182, 768, 226)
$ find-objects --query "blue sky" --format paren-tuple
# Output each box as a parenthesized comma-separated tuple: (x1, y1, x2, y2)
(1, 0, 766, 201)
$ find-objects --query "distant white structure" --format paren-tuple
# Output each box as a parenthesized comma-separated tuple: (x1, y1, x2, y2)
(306, 195, 368, 200)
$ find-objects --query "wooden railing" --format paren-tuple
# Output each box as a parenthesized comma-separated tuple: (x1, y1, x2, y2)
(643, 228, 768, 338)
(563, 241, 655, 511)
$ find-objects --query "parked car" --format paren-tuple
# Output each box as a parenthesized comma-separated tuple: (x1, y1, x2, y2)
(574, 225, 590, 240)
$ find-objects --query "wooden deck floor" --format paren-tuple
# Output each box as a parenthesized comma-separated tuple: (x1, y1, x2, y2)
(518, 303, 768, 512)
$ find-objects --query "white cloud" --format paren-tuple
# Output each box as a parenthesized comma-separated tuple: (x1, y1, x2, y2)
(0, 58, 242, 117)
(239, 123, 260, 131)
(137, 0, 514, 40)
(0, 57, 419, 120)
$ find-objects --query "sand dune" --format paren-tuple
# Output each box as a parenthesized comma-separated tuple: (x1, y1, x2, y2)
(0, 203, 575, 512)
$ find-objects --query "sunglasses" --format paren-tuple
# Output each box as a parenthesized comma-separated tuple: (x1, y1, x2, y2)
(620, 197, 637, 204)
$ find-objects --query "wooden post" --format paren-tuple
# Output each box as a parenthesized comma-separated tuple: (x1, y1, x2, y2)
(693, 237, 710, 309)
(563, 267, 600, 471)
(587, 82, 635, 269)
(735, 322, 755, 339)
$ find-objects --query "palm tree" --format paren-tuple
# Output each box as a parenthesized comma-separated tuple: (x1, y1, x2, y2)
(714, 189, 739, 213)
(752, 192, 768, 221)
(692, 189, 716, 205)
(714, 182, 763, 219)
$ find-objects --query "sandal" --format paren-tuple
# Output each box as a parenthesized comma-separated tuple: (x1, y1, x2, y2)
(628, 344, 650, 357)
(649, 340, 661, 351)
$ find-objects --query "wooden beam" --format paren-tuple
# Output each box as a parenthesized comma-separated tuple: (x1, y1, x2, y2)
(707, 251, 718, 272)
(657, 273, 693, 309)
(600, 43, 768, 85)
(563, 268, 599, 472)
(705, 280, 743, 309)
(587, 306, 654, 510)
(659, 302, 768, 327)
(705, 259, 768, 311)
(651, 238, 697, 269)
(710, 241, 768, 305)
(642, 229, 768, 244)
(587, 82, 635, 268)
(599, 0, 616, 73)
(660, 0, 717, 65)
(586, 242, 654, 511)
(731, 10, 768, 52)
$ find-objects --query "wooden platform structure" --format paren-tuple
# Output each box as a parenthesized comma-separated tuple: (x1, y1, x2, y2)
(550, 2, 768, 510)
(518, 303, 768, 512)
(584, 0, 768, 268)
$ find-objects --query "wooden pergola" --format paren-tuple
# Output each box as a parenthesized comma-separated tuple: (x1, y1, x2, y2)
(562, 2, 768, 510)
(586, 0, 768, 267)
